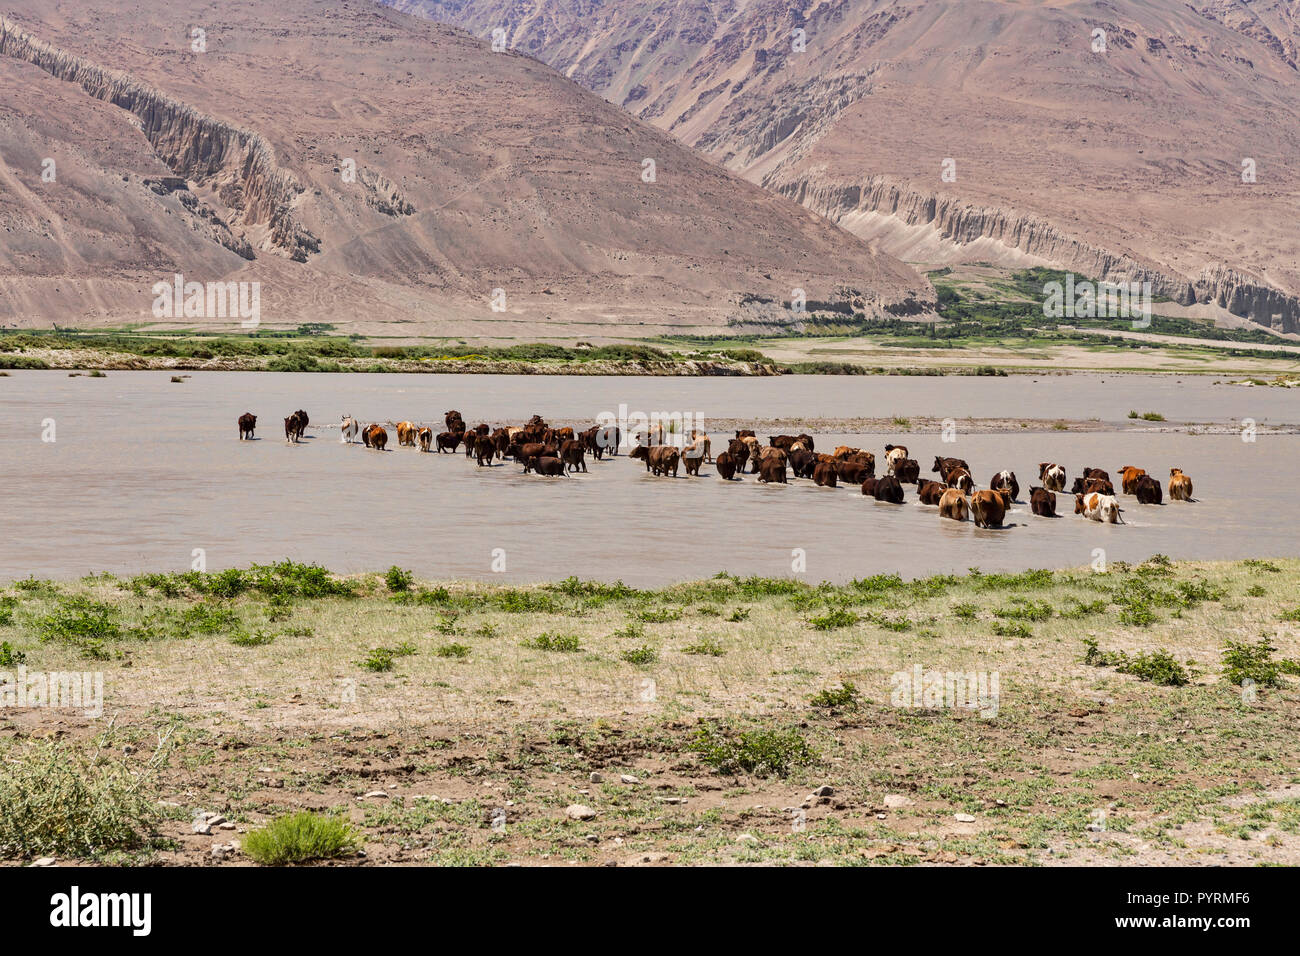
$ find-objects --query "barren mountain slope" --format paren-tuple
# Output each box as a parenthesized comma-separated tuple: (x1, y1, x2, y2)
(0, 0, 929, 334)
(393, 0, 1300, 332)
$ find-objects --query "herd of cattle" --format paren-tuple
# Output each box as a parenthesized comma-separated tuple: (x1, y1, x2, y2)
(235, 410, 1196, 527)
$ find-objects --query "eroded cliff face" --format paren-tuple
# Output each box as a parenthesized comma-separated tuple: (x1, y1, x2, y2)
(777, 175, 1300, 332)
(391, 0, 1300, 335)
(0, 16, 319, 262)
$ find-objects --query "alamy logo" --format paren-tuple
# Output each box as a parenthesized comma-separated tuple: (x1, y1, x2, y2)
(0, 667, 102, 718)
(890, 665, 1000, 718)
(1042, 273, 1152, 328)
(151, 274, 261, 327)
(50, 886, 151, 936)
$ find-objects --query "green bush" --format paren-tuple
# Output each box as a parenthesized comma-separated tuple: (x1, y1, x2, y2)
(0, 742, 157, 859)
(809, 682, 860, 710)
(1082, 639, 1189, 686)
(808, 609, 859, 631)
(620, 645, 658, 665)
(682, 638, 725, 657)
(243, 811, 360, 865)
(691, 724, 815, 778)
(521, 633, 582, 652)
(1221, 638, 1286, 688)
(384, 566, 414, 592)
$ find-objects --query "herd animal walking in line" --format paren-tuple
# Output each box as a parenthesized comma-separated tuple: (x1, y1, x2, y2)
(236, 409, 1197, 528)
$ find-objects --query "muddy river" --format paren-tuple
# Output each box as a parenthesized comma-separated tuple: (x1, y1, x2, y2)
(1, 371, 1296, 584)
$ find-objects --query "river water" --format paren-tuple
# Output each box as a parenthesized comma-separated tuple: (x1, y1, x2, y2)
(1, 371, 1296, 584)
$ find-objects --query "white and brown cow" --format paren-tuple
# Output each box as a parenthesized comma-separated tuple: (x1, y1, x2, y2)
(1038, 462, 1066, 492)
(1075, 492, 1123, 524)
(340, 415, 360, 443)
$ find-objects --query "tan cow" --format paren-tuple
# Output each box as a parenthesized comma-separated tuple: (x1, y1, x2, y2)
(395, 421, 418, 447)
(938, 488, 969, 521)
(971, 489, 1011, 528)
(1169, 468, 1194, 501)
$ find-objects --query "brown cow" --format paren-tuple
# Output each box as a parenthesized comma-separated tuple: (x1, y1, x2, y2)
(527, 455, 567, 476)
(971, 489, 1010, 528)
(682, 433, 710, 471)
(715, 451, 739, 481)
(727, 438, 751, 474)
(1071, 476, 1115, 496)
(1119, 466, 1147, 495)
(436, 431, 460, 453)
(939, 488, 969, 521)
(812, 461, 838, 487)
(474, 434, 496, 466)
(238, 412, 257, 440)
(444, 410, 463, 431)
(284, 411, 306, 444)
(757, 457, 787, 484)
(395, 421, 418, 447)
(1082, 467, 1111, 484)
(1133, 474, 1162, 504)
(835, 459, 871, 484)
(735, 429, 756, 439)
(917, 479, 947, 505)
(789, 448, 815, 479)
(933, 456, 969, 477)
(647, 446, 680, 477)
(514, 442, 553, 466)
(894, 458, 921, 484)
(872, 475, 905, 503)
(365, 424, 388, 450)
(769, 435, 800, 452)
(559, 439, 587, 474)
(1169, 468, 1194, 502)
(833, 446, 860, 459)
(1029, 487, 1057, 517)
(945, 467, 974, 494)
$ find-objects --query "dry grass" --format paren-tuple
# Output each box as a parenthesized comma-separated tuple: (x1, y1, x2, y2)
(2, 558, 1298, 865)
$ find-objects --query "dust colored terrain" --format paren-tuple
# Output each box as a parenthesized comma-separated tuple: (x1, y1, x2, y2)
(397, 0, 1300, 333)
(0, 0, 928, 336)
(2, 558, 1298, 866)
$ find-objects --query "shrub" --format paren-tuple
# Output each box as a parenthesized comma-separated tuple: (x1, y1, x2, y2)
(0, 641, 25, 666)
(385, 566, 414, 592)
(809, 682, 860, 711)
(808, 609, 859, 631)
(1082, 639, 1189, 686)
(0, 741, 157, 859)
(522, 633, 582, 652)
(636, 607, 682, 623)
(620, 645, 658, 665)
(434, 642, 471, 659)
(243, 811, 360, 865)
(690, 724, 815, 778)
(1221, 639, 1286, 689)
(361, 647, 395, 671)
(230, 629, 275, 647)
(682, 638, 725, 657)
